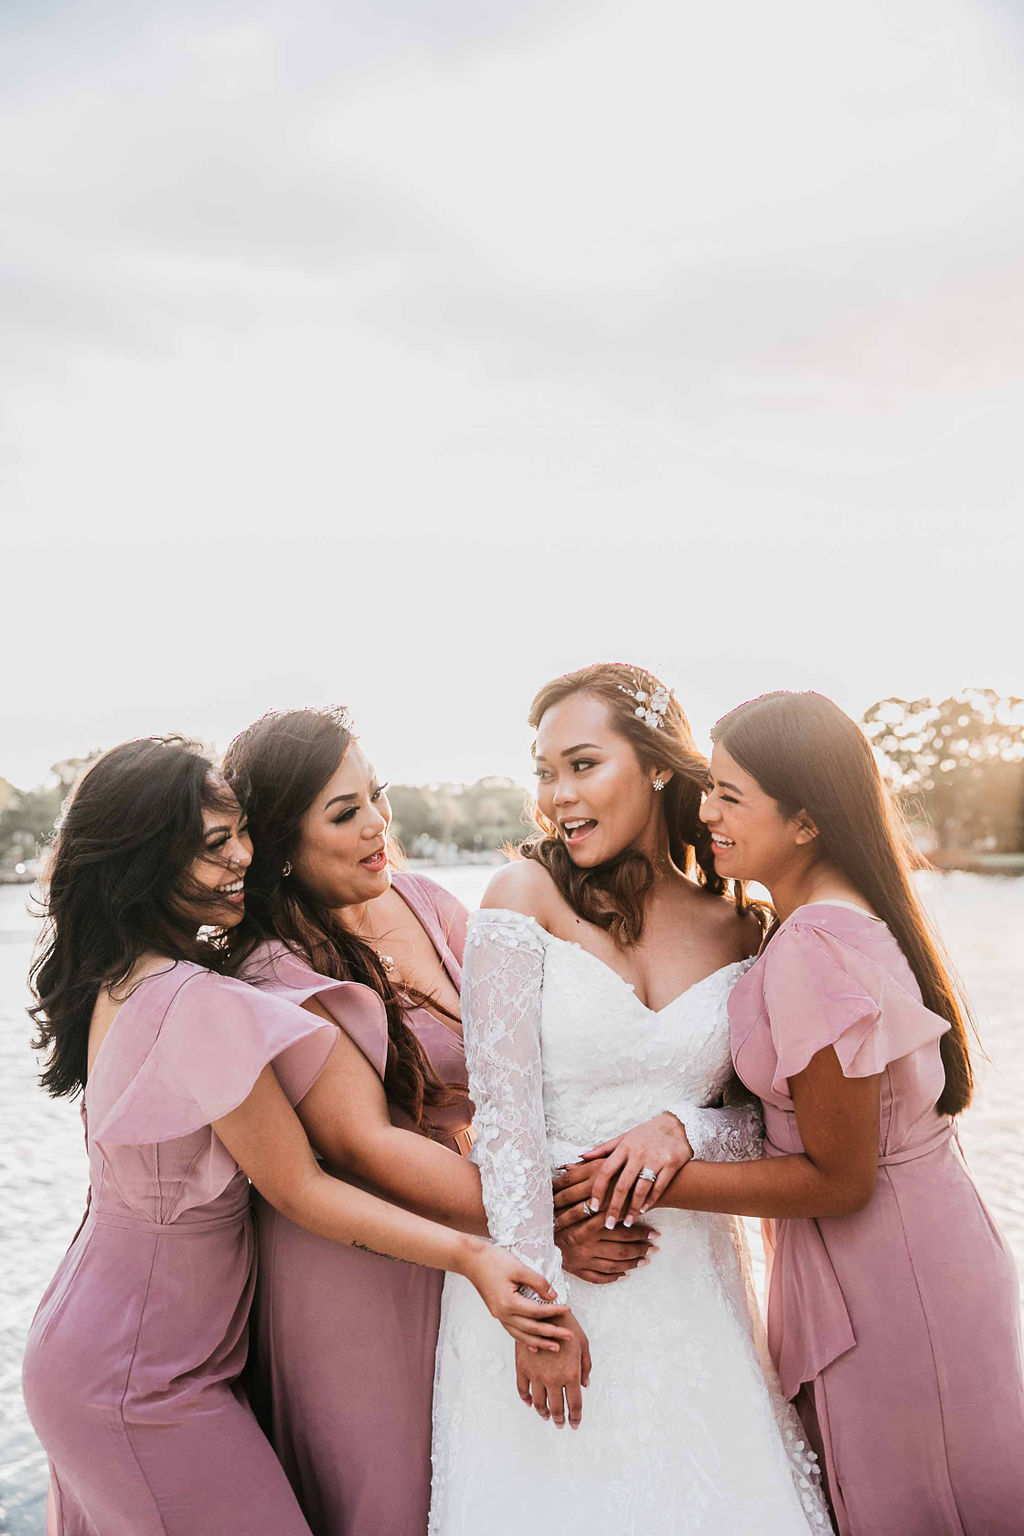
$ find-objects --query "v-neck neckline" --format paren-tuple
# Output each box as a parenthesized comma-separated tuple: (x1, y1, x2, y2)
(388, 872, 463, 1039)
(547, 927, 747, 1017)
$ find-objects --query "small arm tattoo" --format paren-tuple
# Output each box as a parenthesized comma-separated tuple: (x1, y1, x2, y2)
(352, 1240, 397, 1262)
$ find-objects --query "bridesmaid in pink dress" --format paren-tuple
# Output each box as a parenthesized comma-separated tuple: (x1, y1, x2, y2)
(222, 708, 656, 1535)
(572, 690, 1024, 1533)
(647, 691, 1024, 1535)
(21, 739, 571, 1536)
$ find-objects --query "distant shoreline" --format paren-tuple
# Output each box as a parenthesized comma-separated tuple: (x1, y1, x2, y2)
(928, 853, 1024, 874)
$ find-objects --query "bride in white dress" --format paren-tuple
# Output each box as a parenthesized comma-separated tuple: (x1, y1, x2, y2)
(430, 664, 830, 1535)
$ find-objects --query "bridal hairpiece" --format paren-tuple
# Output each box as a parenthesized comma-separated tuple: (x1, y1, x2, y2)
(618, 675, 672, 730)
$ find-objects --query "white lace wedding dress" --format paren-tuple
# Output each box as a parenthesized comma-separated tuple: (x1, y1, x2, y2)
(429, 910, 830, 1535)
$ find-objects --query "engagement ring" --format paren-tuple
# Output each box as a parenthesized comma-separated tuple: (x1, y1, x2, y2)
(638, 1167, 658, 1182)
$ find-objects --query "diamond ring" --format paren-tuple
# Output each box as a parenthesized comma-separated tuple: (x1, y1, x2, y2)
(638, 1167, 658, 1182)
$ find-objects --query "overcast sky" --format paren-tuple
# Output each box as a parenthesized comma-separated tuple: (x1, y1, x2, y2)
(3, 0, 1022, 791)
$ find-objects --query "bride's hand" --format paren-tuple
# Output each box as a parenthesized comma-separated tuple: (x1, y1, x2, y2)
(552, 1161, 658, 1243)
(460, 1238, 573, 1351)
(579, 1112, 694, 1227)
(515, 1314, 591, 1428)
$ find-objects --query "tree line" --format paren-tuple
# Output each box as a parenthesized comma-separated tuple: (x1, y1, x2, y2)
(2, 691, 1023, 873)
(387, 779, 532, 857)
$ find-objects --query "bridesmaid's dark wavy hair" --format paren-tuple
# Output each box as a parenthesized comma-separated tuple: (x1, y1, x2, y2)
(222, 708, 454, 1130)
(519, 662, 763, 946)
(30, 737, 237, 1100)
(713, 690, 975, 1116)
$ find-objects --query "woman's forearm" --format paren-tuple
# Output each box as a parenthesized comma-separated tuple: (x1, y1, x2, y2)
(269, 1161, 484, 1272)
(661, 1051, 880, 1219)
(660, 1151, 872, 1220)
(341, 1125, 489, 1236)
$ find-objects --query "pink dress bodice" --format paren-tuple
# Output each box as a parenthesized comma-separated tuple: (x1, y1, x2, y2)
(732, 903, 953, 1168)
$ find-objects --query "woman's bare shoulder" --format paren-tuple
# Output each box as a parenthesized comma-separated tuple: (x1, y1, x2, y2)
(689, 884, 765, 960)
(480, 856, 560, 924)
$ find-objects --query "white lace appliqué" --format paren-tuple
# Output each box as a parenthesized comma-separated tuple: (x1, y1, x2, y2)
(667, 1098, 765, 1162)
(461, 910, 566, 1300)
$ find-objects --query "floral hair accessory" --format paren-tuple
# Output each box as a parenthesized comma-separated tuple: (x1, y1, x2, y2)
(618, 675, 672, 729)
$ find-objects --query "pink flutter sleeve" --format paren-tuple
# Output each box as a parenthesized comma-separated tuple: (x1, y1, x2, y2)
(761, 921, 950, 1096)
(242, 943, 390, 1082)
(94, 971, 338, 1146)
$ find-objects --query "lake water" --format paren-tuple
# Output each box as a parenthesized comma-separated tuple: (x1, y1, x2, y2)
(1, 870, 1021, 1534)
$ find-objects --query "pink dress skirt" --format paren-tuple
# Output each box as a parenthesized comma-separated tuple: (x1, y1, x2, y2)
(22, 963, 340, 1536)
(243, 872, 471, 1536)
(731, 902, 1024, 1536)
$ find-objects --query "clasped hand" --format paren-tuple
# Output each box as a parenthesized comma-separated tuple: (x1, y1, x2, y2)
(553, 1111, 694, 1230)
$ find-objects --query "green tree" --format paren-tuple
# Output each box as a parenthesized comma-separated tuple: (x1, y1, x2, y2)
(862, 691, 1024, 854)
(388, 777, 532, 856)
(387, 785, 443, 849)
(0, 753, 101, 865)
(454, 779, 532, 851)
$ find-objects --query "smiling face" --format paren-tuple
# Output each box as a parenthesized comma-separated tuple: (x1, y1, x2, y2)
(533, 692, 667, 868)
(290, 743, 392, 909)
(700, 743, 817, 887)
(181, 779, 253, 930)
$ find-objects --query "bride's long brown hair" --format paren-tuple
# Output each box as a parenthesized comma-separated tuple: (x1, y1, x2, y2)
(519, 662, 762, 947)
(713, 690, 975, 1116)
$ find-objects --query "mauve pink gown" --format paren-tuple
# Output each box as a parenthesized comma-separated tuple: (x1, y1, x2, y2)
(243, 872, 471, 1536)
(730, 902, 1024, 1536)
(21, 962, 344, 1536)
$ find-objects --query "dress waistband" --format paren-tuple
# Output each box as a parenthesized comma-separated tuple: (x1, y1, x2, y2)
(451, 1123, 477, 1158)
(91, 1207, 251, 1236)
(877, 1120, 957, 1167)
(766, 1118, 957, 1168)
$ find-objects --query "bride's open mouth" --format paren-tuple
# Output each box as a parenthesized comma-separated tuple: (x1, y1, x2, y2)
(561, 818, 597, 846)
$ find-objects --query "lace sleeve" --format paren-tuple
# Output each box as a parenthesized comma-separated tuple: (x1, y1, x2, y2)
(462, 910, 566, 1302)
(664, 1100, 765, 1162)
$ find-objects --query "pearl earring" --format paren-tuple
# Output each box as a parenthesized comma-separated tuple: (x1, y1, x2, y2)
(652, 778, 665, 792)
(281, 861, 292, 877)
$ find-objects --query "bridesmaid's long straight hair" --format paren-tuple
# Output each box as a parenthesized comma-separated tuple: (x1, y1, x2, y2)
(30, 737, 234, 1099)
(222, 708, 452, 1129)
(713, 691, 975, 1116)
